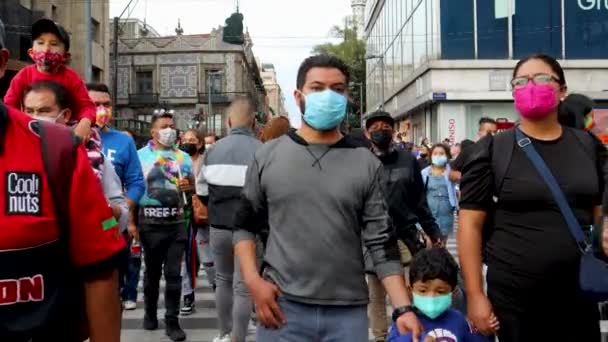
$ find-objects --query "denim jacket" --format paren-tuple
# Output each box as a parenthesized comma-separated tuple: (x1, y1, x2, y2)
(421, 164, 458, 209)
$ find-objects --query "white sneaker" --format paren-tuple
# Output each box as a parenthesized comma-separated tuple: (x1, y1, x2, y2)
(212, 334, 231, 342)
(123, 300, 137, 310)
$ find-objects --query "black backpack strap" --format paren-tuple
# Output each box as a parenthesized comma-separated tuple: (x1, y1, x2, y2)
(570, 127, 597, 160)
(492, 128, 516, 198)
(37, 121, 78, 240)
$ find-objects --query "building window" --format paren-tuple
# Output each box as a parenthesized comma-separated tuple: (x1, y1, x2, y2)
(92, 67, 102, 82)
(440, 0, 474, 59)
(136, 71, 154, 94)
(213, 114, 223, 133)
(19, 36, 31, 62)
(92, 19, 101, 43)
(138, 114, 153, 122)
(19, 0, 32, 9)
(207, 71, 223, 94)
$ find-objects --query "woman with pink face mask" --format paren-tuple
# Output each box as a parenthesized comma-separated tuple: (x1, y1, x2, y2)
(457, 54, 607, 341)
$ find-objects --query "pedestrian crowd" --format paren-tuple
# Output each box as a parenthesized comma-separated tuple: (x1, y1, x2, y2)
(0, 16, 607, 342)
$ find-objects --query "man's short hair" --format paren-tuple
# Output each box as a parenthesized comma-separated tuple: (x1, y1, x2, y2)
(151, 110, 173, 127)
(409, 248, 459, 290)
(86, 83, 111, 95)
(24, 81, 71, 110)
(478, 117, 497, 128)
(296, 54, 350, 90)
(227, 96, 256, 128)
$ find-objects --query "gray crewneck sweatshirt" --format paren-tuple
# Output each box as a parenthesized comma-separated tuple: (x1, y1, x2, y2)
(234, 131, 402, 306)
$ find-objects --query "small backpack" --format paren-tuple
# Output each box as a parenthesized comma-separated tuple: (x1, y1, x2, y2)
(38, 121, 89, 341)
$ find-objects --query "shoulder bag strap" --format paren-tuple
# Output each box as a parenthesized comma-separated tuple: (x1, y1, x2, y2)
(514, 128, 588, 251)
(39, 121, 77, 241)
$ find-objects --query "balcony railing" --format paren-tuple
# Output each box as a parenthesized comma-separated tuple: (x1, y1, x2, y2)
(113, 118, 150, 134)
(129, 93, 159, 106)
(198, 92, 250, 104)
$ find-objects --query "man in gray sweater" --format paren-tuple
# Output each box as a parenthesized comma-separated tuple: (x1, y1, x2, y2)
(234, 55, 422, 342)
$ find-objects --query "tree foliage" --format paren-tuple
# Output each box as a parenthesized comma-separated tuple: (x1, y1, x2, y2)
(312, 25, 366, 130)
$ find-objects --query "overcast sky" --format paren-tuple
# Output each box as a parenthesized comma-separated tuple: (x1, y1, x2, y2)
(109, 0, 352, 127)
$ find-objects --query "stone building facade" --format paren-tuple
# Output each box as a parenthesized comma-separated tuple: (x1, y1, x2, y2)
(260, 63, 285, 118)
(111, 23, 268, 136)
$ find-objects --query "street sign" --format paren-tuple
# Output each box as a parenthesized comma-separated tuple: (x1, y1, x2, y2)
(433, 92, 447, 101)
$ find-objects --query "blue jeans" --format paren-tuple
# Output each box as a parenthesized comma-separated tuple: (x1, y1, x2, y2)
(257, 297, 368, 342)
(121, 235, 142, 302)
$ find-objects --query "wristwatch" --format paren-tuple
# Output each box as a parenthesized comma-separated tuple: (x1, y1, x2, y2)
(392, 305, 415, 322)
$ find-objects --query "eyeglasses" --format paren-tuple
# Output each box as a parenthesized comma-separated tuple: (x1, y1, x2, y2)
(511, 74, 560, 89)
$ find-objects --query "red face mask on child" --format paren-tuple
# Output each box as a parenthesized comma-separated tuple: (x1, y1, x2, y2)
(31, 51, 65, 71)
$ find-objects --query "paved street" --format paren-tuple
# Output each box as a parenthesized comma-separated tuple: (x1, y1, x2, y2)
(120, 271, 249, 342)
(121, 230, 461, 342)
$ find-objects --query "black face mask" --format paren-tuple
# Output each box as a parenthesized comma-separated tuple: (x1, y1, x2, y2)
(370, 129, 393, 149)
(179, 143, 198, 156)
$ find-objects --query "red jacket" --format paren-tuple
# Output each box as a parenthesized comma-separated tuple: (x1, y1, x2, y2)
(0, 104, 125, 334)
(3, 65, 97, 125)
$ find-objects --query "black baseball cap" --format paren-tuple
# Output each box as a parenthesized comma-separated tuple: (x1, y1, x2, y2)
(365, 111, 395, 129)
(32, 19, 70, 51)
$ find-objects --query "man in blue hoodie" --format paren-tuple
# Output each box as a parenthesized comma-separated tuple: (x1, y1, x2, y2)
(87, 83, 145, 310)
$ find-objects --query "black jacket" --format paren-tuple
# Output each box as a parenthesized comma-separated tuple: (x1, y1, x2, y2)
(378, 149, 442, 250)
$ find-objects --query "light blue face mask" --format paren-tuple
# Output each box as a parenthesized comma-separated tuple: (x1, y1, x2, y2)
(413, 293, 452, 319)
(431, 155, 448, 167)
(301, 89, 347, 131)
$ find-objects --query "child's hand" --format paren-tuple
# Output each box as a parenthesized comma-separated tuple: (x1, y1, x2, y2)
(488, 313, 500, 332)
(74, 118, 92, 141)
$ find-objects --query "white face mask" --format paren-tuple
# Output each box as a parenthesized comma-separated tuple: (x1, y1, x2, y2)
(158, 127, 177, 147)
(205, 143, 213, 150)
(34, 110, 65, 123)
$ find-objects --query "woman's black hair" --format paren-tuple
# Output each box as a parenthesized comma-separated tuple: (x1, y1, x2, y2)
(558, 93, 595, 129)
(513, 54, 566, 86)
(430, 143, 452, 160)
(184, 129, 206, 154)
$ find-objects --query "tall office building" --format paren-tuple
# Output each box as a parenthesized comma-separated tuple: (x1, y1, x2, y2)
(364, 0, 608, 143)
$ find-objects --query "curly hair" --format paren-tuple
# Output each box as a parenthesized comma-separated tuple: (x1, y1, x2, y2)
(260, 116, 290, 143)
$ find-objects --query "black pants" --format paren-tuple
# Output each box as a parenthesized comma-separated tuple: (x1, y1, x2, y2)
(140, 223, 186, 320)
(487, 266, 600, 342)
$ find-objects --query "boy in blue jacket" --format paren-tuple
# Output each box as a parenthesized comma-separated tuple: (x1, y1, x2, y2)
(388, 248, 496, 342)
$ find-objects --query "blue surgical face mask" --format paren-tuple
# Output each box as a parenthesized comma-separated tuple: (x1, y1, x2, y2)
(413, 293, 452, 319)
(301, 89, 347, 131)
(431, 155, 448, 167)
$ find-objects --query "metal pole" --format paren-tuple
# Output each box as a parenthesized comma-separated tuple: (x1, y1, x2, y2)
(84, 0, 92, 82)
(507, 0, 513, 59)
(561, 0, 566, 59)
(208, 73, 213, 135)
(380, 56, 385, 110)
(473, 0, 478, 59)
(359, 83, 364, 116)
(112, 17, 119, 108)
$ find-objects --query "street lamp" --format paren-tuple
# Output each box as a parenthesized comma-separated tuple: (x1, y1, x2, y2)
(366, 54, 385, 111)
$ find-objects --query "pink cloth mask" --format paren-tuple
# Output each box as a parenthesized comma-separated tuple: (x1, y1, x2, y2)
(31, 51, 65, 71)
(514, 83, 558, 120)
